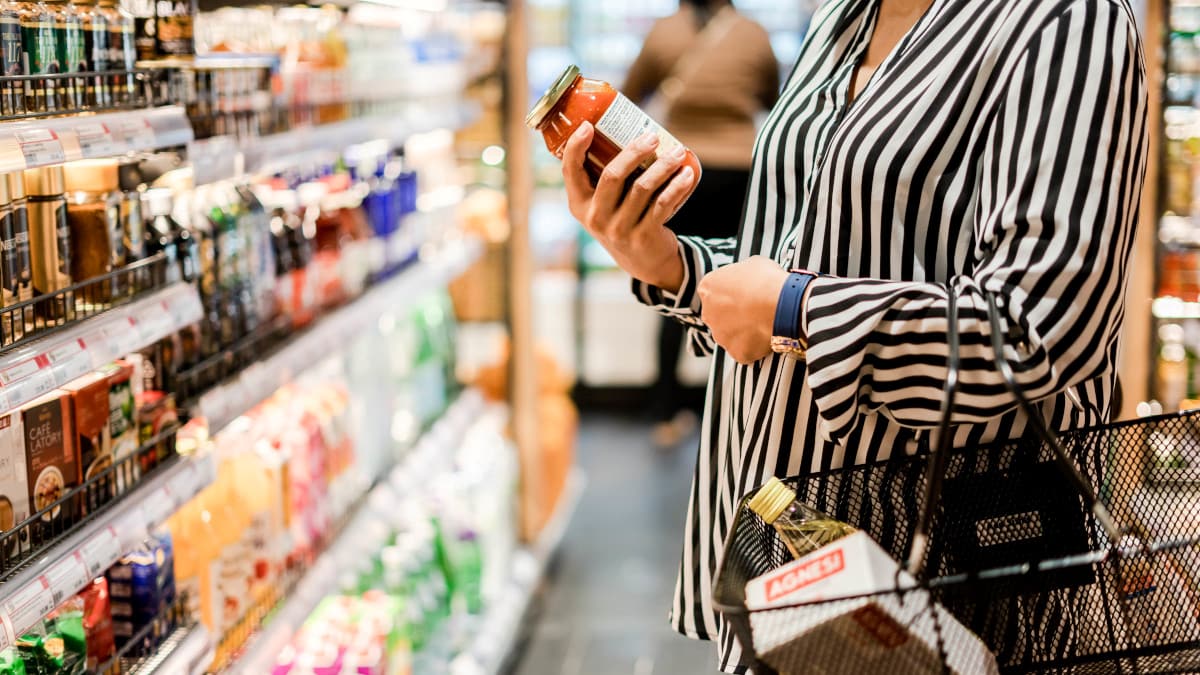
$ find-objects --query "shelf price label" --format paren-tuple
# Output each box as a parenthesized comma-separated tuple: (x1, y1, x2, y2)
(167, 462, 199, 504)
(47, 340, 91, 385)
(13, 129, 66, 167)
(80, 526, 121, 578)
(3, 576, 55, 636)
(114, 118, 155, 149)
(74, 122, 116, 158)
(44, 555, 90, 607)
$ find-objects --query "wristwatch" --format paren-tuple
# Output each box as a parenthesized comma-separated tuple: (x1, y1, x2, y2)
(771, 271, 816, 359)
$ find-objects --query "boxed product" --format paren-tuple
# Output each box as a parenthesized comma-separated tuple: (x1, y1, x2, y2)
(19, 391, 78, 532)
(745, 531, 999, 675)
(135, 391, 177, 474)
(0, 412, 31, 555)
(107, 531, 175, 649)
(99, 362, 137, 487)
(60, 373, 113, 511)
(80, 577, 114, 669)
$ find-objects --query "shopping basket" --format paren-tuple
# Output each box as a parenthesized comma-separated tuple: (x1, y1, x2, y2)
(713, 288, 1200, 674)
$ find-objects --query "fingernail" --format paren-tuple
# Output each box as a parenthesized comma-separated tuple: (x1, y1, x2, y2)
(680, 166, 694, 181)
(668, 144, 687, 162)
(574, 122, 591, 139)
(639, 132, 659, 149)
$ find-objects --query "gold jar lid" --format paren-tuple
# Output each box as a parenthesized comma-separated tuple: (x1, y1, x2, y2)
(6, 172, 25, 201)
(746, 477, 796, 525)
(525, 64, 581, 130)
(23, 166, 65, 197)
(63, 159, 119, 194)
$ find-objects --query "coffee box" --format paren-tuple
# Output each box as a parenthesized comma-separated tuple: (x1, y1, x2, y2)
(99, 361, 137, 483)
(19, 391, 78, 528)
(0, 412, 30, 552)
(61, 372, 113, 481)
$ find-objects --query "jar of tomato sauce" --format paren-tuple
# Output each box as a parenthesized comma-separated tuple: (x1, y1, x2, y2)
(526, 65, 702, 196)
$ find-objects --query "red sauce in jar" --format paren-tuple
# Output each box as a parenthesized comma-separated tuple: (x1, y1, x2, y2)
(527, 65, 702, 195)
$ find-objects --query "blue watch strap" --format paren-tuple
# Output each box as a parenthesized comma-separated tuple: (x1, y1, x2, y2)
(773, 273, 815, 340)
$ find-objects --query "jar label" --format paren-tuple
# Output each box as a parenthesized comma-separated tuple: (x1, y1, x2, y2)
(594, 93, 686, 164)
(0, 16, 22, 76)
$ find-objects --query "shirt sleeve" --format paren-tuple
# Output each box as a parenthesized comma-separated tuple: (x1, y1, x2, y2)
(632, 235, 739, 355)
(799, 1, 1147, 445)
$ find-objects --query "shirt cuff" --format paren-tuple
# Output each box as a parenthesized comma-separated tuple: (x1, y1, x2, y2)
(631, 237, 707, 317)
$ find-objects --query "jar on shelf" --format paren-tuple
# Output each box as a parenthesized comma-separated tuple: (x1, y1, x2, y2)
(63, 159, 125, 305)
(0, 1, 25, 116)
(526, 64, 702, 195)
(13, 0, 59, 113)
(23, 165, 71, 320)
(44, 0, 85, 110)
(74, 0, 111, 108)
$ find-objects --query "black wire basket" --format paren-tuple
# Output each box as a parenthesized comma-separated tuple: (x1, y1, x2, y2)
(713, 291, 1200, 675)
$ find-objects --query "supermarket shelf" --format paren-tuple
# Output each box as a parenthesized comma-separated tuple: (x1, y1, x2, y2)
(129, 624, 213, 675)
(196, 235, 483, 433)
(224, 391, 490, 675)
(0, 282, 203, 415)
(0, 453, 216, 650)
(0, 106, 194, 173)
(464, 468, 587, 675)
(240, 99, 481, 176)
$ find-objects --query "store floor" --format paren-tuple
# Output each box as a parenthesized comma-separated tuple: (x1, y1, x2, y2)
(512, 413, 718, 675)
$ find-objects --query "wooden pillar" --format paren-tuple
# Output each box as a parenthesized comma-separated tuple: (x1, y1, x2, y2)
(504, 0, 542, 542)
(1119, 0, 1164, 421)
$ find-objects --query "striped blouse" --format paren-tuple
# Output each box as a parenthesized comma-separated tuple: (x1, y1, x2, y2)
(632, 0, 1147, 671)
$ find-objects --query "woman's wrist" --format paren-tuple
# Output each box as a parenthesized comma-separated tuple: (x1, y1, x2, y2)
(636, 235, 686, 293)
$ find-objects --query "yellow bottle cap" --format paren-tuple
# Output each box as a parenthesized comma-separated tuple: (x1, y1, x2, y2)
(747, 477, 796, 525)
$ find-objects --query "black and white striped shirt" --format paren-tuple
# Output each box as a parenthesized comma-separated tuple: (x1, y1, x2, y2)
(633, 0, 1147, 671)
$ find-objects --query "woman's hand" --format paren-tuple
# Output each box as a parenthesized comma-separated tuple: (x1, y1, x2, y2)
(562, 121, 695, 292)
(698, 256, 790, 364)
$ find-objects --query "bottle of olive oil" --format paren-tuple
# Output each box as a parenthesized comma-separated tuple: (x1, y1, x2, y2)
(747, 477, 857, 560)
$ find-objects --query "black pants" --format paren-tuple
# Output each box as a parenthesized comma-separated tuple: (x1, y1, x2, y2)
(653, 167, 750, 421)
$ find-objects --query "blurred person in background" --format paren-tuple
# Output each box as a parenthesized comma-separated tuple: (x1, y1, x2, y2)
(621, 0, 779, 448)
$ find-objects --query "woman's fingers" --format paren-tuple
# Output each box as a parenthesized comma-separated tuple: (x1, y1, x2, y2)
(615, 144, 688, 230)
(593, 132, 660, 218)
(643, 166, 695, 227)
(561, 122, 596, 216)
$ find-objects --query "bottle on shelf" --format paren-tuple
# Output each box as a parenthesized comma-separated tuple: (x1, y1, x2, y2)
(45, 0, 86, 110)
(118, 0, 152, 61)
(63, 159, 126, 305)
(24, 165, 72, 320)
(0, 0, 25, 116)
(96, 0, 134, 104)
(746, 477, 857, 560)
(14, 0, 60, 112)
(142, 187, 181, 284)
(75, 0, 112, 108)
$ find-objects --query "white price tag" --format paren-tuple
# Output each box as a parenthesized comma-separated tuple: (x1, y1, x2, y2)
(44, 554, 90, 606)
(0, 357, 42, 386)
(47, 340, 91, 384)
(0, 614, 14, 652)
(80, 526, 121, 578)
(74, 122, 116, 158)
(114, 118, 155, 149)
(6, 371, 54, 406)
(13, 129, 66, 167)
(79, 330, 112, 364)
(118, 317, 146, 354)
(3, 576, 55, 635)
(141, 486, 175, 526)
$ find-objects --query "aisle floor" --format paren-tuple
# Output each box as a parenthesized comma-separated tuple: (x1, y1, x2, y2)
(512, 414, 718, 675)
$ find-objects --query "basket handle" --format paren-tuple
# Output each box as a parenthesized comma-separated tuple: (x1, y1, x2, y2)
(904, 286, 1122, 579)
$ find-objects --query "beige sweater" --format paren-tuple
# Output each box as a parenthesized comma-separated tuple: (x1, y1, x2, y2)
(622, 6, 780, 170)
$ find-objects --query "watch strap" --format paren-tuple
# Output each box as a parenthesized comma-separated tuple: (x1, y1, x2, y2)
(773, 272, 815, 340)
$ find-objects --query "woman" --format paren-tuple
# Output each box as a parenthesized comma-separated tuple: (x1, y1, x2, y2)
(560, 0, 1147, 672)
(621, 0, 779, 445)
